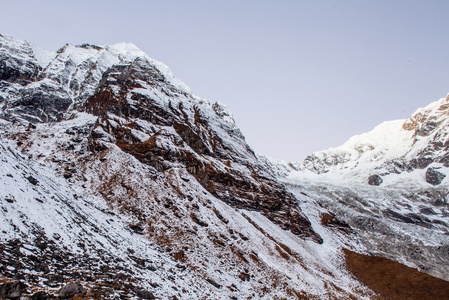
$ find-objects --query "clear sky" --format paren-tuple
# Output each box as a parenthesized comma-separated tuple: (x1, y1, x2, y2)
(1, 0, 449, 161)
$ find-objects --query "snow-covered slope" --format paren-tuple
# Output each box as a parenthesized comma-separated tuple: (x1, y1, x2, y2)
(0, 34, 396, 299)
(262, 94, 449, 281)
(1, 115, 377, 299)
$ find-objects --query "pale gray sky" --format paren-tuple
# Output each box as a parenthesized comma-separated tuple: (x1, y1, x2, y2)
(2, 0, 449, 161)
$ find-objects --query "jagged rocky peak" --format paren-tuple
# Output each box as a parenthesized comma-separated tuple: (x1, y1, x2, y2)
(0, 34, 42, 85)
(211, 101, 242, 135)
(0, 34, 190, 123)
(402, 93, 449, 134)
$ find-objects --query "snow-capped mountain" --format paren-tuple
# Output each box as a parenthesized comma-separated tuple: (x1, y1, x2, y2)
(262, 94, 449, 283)
(0, 34, 366, 299)
(271, 94, 449, 185)
(1, 34, 449, 299)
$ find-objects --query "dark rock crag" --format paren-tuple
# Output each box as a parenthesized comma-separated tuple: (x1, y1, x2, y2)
(425, 167, 446, 186)
(368, 174, 383, 186)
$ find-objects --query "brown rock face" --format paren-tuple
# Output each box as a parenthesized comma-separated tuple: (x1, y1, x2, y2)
(84, 58, 322, 243)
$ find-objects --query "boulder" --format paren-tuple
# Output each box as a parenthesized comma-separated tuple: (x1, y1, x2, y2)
(135, 288, 155, 299)
(59, 282, 86, 299)
(31, 291, 57, 299)
(26, 175, 39, 185)
(425, 167, 446, 186)
(0, 281, 27, 299)
(368, 174, 383, 186)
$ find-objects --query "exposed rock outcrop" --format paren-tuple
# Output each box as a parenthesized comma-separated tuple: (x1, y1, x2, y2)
(368, 174, 383, 186)
(59, 282, 86, 299)
(426, 167, 446, 185)
(0, 281, 27, 299)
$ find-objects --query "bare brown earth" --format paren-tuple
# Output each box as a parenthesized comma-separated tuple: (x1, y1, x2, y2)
(344, 248, 449, 300)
